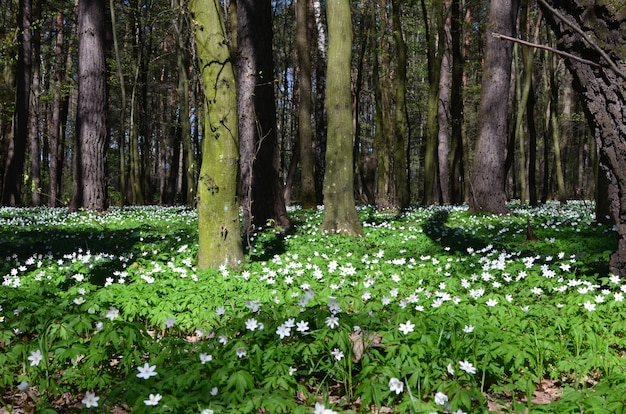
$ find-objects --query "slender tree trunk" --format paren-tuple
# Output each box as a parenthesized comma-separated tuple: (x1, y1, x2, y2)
(110, 0, 127, 206)
(28, 2, 41, 206)
(48, 10, 66, 207)
(392, 0, 409, 209)
(449, 0, 466, 204)
(70, 0, 108, 212)
(437, 0, 451, 205)
(469, 0, 520, 214)
(2, 0, 32, 206)
(313, 0, 327, 204)
(319, 0, 363, 236)
(191, 0, 244, 269)
(296, 0, 316, 209)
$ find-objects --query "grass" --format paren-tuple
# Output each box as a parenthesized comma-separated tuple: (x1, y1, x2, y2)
(0, 201, 624, 413)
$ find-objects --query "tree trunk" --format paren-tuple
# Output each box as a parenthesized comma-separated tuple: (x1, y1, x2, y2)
(48, 10, 66, 207)
(437, 0, 451, 205)
(540, 0, 626, 276)
(449, 0, 466, 205)
(70, 0, 108, 212)
(191, 0, 244, 269)
(28, 1, 41, 206)
(392, 0, 409, 209)
(2, 0, 32, 206)
(469, 0, 520, 214)
(319, 0, 363, 236)
(296, 0, 316, 209)
(421, 0, 443, 205)
(237, 0, 289, 241)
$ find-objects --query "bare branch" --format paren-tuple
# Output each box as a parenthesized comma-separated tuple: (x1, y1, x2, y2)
(491, 32, 602, 68)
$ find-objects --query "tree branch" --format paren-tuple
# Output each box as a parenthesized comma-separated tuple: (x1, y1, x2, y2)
(491, 32, 601, 68)
(536, 0, 626, 82)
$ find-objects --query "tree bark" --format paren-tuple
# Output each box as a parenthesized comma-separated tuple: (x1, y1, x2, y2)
(469, 0, 520, 214)
(70, 0, 108, 212)
(191, 0, 244, 269)
(2, 0, 31, 206)
(319, 0, 363, 236)
(449, 0, 466, 205)
(296, 0, 316, 209)
(237, 0, 289, 240)
(392, 0, 409, 209)
(539, 0, 626, 276)
(28, 1, 41, 206)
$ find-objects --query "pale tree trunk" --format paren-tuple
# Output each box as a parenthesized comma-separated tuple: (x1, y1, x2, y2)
(296, 0, 316, 209)
(449, 0, 466, 205)
(319, 0, 363, 236)
(469, 0, 520, 214)
(2, 0, 31, 206)
(540, 0, 626, 276)
(70, 0, 108, 212)
(547, 52, 566, 204)
(191, 0, 244, 269)
(437, 0, 451, 205)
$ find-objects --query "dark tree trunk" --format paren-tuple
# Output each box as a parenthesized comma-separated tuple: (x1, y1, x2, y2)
(449, 0, 466, 205)
(539, 0, 626, 276)
(469, 0, 520, 214)
(237, 0, 290, 240)
(296, 0, 316, 209)
(70, 0, 108, 212)
(2, 0, 32, 206)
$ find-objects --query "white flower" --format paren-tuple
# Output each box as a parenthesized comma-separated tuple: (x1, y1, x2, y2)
(73, 297, 85, 305)
(615, 292, 624, 302)
(447, 363, 455, 375)
(28, 349, 43, 366)
(486, 298, 498, 307)
(398, 320, 415, 335)
(82, 391, 99, 408)
(459, 360, 476, 374)
(289, 366, 297, 376)
(219, 334, 228, 345)
(136, 363, 157, 379)
(245, 318, 259, 331)
(276, 324, 291, 339)
(583, 301, 596, 312)
(296, 320, 310, 333)
(236, 347, 247, 358)
(325, 316, 339, 329)
(434, 391, 448, 406)
(388, 377, 404, 394)
(463, 325, 474, 333)
(17, 381, 30, 392)
(313, 402, 337, 414)
(105, 307, 119, 320)
(201, 410, 214, 414)
(216, 306, 225, 316)
(199, 353, 212, 364)
(164, 317, 176, 328)
(331, 348, 344, 361)
(144, 393, 162, 406)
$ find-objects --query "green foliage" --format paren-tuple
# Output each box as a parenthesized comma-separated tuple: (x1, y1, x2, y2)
(0, 202, 622, 412)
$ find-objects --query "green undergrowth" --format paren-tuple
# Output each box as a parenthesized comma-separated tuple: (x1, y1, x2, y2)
(0, 201, 623, 413)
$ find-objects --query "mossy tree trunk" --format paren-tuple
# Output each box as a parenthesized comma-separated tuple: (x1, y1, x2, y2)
(191, 0, 244, 269)
(319, 0, 363, 236)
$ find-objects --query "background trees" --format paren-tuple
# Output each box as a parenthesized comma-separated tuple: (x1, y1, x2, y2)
(1, 0, 622, 268)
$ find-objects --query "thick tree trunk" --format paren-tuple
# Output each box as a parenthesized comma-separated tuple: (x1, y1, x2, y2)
(191, 0, 244, 269)
(540, 0, 626, 276)
(469, 0, 520, 214)
(237, 0, 289, 239)
(2, 0, 31, 206)
(70, 0, 108, 212)
(319, 0, 363, 236)
(437, 0, 451, 205)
